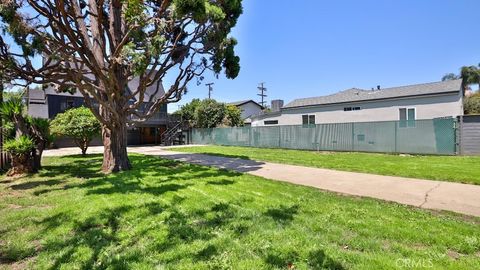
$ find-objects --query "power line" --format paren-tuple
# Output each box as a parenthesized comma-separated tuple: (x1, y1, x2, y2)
(257, 82, 267, 108)
(205, 82, 214, 99)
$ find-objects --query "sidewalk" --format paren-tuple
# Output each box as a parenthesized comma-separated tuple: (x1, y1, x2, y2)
(44, 146, 480, 217)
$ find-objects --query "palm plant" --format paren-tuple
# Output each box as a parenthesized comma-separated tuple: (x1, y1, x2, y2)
(460, 65, 480, 91)
(0, 95, 51, 174)
(0, 97, 29, 138)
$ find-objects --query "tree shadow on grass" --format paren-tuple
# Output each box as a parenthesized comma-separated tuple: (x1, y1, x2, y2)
(33, 154, 242, 197)
(206, 179, 235, 185)
(10, 180, 64, 190)
(27, 200, 248, 268)
(39, 154, 105, 179)
(1, 154, 343, 268)
(264, 204, 299, 225)
(264, 248, 345, 270)
(307, 249, 345, 270)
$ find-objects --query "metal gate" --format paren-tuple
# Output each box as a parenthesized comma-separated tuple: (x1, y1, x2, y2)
(458, 115, 480, 155)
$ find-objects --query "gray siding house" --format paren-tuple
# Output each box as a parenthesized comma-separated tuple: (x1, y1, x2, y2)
(227, 100, 263, 125)
(27, 78, 170, 146)
(251, 79, 464, 126)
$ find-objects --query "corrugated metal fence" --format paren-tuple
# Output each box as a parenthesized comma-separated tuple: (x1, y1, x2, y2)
(458, 115, 480, 155)
(191, 118, 457, 155)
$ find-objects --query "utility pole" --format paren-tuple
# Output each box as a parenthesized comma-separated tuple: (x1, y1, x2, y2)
(206, 82, 214, 99)
(257, 82, 267, 108)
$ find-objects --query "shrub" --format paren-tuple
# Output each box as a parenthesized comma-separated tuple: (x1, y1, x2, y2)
(50, 107, 101, 155)
(464, 94, 480, 115)
(223, 105, 243, 127)
(179, 99, 244, 128)
(4, 136, 35, 155)
(196, 99, 226, 128)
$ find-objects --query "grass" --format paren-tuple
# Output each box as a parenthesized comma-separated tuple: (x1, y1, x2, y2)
(0, 154, 479, 269)
(174, 146, 480, 185)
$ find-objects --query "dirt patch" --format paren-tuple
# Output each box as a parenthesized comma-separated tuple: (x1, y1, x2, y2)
(447, 250, 462, 260)
(6, 204, 23, 209)
(0, 256, 37, 270)
(381, 240, 391, 251)
(411, 243, 428, 251)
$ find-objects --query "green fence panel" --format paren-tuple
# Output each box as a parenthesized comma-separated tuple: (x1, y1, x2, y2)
(315, 122, 353, 151)
(191, 118, 457, 155)
(279, 125, 316, 150)
(353, 121, 397, 153)
(250, 126, 281, 148)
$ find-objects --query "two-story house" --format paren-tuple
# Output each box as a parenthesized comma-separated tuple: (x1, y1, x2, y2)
(27, 78, 169, 147)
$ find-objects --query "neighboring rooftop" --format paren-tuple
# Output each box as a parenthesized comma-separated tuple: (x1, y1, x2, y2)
(284, 79, 462, 108)
(227, 100, 263, 108)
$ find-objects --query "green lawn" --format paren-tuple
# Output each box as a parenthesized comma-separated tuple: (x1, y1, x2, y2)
(175, 146, 480, 185)
(0, 155, 479, 269)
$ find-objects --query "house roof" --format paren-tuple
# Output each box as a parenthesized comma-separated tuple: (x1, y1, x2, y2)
(283, 79, 462, 109)
(227, 99, 263, 108)
(28, 88, 46, 101)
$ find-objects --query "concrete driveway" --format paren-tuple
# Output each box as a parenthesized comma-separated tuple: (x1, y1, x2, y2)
(44, 145, 480, 217)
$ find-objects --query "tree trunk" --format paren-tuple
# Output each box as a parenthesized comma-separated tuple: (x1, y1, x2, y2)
(14, 115, 29, 139)
(33, 143, 44, 171)
(7, 153, 34, 176)
(101, 119, 131, 173)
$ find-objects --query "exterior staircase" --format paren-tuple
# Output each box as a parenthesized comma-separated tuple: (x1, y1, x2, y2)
(161, 120, 189, 146)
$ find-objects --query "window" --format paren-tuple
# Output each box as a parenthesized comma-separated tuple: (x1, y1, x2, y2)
(357, 134, 365, 141)
(344, 106, 361, 111)
(302, 115, 315, 125)
(264, 120, 278, 125)
(302, 115, 309, 125)
(66, 98, 75, 109)
(399, 108, 416, 128)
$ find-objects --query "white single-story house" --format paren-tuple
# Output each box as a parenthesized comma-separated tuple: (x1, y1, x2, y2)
(227, 100, 264, 122)
(251, 79, 464, 126)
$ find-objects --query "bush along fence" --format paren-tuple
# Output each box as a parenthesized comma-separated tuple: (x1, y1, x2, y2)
(191, 118, 457, 155)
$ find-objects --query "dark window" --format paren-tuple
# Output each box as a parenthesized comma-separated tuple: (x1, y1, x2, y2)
(302, 115, 309, 125)
(357, 134, 365, 141)
(302, 115, 315, 125)
(344, 107, 361, 111)
(66, 98, 75, 109)
(264, 120, 278, 125)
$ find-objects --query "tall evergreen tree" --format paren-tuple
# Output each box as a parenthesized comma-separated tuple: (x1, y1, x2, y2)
(0, 0, 242, 172)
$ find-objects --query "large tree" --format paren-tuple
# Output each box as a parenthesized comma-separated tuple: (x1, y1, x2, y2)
(0, 0, 242, 172)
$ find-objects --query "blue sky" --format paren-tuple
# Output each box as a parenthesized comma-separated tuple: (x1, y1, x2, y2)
(167, 0, 480, 112)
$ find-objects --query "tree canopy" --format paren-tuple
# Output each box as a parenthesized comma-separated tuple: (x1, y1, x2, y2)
(177, 98, 243, 128)
(0, 0, 243, 172)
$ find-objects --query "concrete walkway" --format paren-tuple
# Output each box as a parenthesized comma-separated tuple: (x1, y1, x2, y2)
(44, 146, 480, 217)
